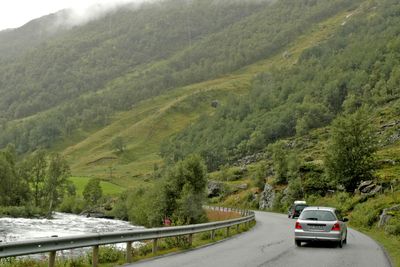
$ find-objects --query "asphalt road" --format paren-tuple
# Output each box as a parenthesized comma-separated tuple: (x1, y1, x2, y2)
(127, 211, 392, 267)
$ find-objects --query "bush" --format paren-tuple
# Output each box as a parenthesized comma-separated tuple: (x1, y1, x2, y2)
(351, 201, 385, 228)
(58, 196, 85, 214)
(0, 205, 44, 218)
(66, 257, 86, 267)
(164, 236, 190, 249)
(87, 246, 123, 264)
(385, 218, 400, 236)
(271, 191, 286, 212)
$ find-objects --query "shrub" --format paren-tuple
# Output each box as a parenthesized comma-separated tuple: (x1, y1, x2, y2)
(350, 201, 385, 228)
(87, 246, 123, 264)
(58, 196, 85, 214)
(385, 218, 400, 236)
(66, 257, 86, 267)
(0, 206, 44, 218)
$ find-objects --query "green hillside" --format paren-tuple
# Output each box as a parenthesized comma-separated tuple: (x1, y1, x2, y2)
(0, 0, 358, 155)
(62, 7, 357, 186)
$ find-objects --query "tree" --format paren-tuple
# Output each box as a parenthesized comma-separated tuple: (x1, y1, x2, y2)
(0, 152, 16, 206)
(111, 136, 126, 153)
(270, 141, 288, 184)
(253, 164, 266, 191)
(160, 154, 208, 225)
(166, 155, 207, 224)
(324, 108, 377, 192)
(45, 153, 70, 216)
(0, 145, 30, 206)
(27, 150, 47, 207)
(83, 178, 103, 207)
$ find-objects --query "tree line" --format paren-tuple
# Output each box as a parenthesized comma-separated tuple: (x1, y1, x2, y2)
(0, 147, 71, 217)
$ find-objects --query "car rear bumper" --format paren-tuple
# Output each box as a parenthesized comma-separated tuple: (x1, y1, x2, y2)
(295, 230, 342, 242)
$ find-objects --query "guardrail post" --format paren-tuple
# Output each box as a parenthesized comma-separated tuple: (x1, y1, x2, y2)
(226, 227, 230, 237)
(211, 230, 216, 241)
(188, 234, 193, 247)
(152, 238, 158, 254)
(236, 224, 240, 232)
(92, 245, 99, 267)
(48, 251, 56, 267)
(126, 241, 133, 263)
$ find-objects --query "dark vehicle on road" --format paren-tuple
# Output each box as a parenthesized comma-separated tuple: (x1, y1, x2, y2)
(294, 206, 348, 248)
(288, 200, 308, 219)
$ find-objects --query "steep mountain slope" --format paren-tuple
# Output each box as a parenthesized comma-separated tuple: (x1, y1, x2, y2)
(0, 0, 358, 155)
(63, 7, 360, 186)
(162, 0, 400, 171)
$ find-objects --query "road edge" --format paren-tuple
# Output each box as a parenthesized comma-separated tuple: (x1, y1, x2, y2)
(350, 227, 394, 267)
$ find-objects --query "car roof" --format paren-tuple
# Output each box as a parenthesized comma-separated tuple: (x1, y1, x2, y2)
(302, 206, 336, 212)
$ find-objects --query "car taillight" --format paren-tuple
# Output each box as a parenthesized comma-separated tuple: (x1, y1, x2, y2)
(295, 222, 302, 229)
(331, 222, 341, 231)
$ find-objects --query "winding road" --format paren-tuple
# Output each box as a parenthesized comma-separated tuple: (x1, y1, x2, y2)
(127, 211, 392, 267)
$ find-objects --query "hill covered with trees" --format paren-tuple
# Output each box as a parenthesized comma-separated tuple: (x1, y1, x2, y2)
(161, 0, 400, 171)
(0, 0, 359, 154)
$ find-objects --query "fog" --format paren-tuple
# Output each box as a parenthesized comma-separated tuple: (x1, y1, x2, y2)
(0, 0, 154, 31)
(53, 0, 155, 29)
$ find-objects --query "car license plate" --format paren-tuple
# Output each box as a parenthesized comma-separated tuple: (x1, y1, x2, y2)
(309, 225, 324, 231)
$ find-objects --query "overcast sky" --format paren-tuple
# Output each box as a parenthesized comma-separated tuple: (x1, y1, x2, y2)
(0, 0, 147, 31)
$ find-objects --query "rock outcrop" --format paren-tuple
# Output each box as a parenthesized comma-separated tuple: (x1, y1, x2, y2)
(355, 180, 382, 196)
(259, 184, 275, 210)
(207, 180, 224, 198)
(379, 204, 400, 228)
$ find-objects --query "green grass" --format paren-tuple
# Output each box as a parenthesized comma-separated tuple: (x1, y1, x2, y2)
(69, 176, 124, 196)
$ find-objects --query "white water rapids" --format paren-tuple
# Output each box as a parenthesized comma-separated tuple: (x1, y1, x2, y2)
(0, 213, 143, 258)
(0, 212, 142, 242)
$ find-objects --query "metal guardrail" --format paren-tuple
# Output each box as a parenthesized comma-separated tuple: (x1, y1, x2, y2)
(0, 207, 255, 266)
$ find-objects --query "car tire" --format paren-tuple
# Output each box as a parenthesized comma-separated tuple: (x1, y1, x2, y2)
(337, 239, 343, 248)
(295, 240, 301, 247)
(343, 236, 347, 244)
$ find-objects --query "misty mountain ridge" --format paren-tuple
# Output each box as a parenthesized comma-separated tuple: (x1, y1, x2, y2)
(0, 1, 152, 60)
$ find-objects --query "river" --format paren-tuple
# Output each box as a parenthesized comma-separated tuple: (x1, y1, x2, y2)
(0, 212, 143, 257)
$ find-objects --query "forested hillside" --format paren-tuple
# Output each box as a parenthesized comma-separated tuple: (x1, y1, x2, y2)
(0, 0, 359, 155)
(162, 0, 400, 171)
(0, 0, 267, 152)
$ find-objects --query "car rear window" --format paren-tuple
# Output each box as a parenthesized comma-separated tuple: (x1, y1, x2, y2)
(295, 205, 307, 211)
(299, 210, 336, 221)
